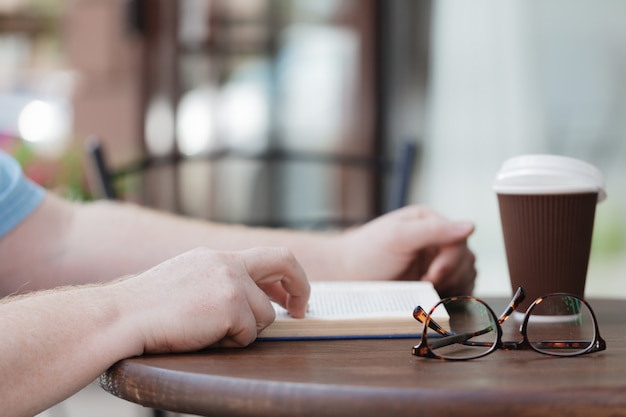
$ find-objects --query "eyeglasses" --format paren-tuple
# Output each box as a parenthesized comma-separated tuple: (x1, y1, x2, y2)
(412, 287, 606, 360)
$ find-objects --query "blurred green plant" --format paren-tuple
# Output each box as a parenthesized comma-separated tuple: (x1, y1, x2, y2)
(1, 134, 92, 201)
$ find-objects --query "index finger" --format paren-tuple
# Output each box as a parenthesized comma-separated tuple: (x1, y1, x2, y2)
(241, 247, 310, 318)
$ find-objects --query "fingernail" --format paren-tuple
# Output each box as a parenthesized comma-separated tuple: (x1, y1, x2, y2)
(453, 221, 474, 234)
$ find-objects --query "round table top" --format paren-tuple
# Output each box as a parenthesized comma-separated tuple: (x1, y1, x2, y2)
(100, 298, 626, 417)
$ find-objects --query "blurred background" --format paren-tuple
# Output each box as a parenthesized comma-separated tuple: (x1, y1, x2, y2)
(1, 0, 625, 415)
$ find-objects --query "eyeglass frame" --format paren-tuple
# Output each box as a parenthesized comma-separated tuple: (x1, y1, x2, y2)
(412, 287, 607, 361)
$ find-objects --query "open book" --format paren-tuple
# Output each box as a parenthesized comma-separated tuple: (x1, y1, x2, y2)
(257, 280, 446, 340)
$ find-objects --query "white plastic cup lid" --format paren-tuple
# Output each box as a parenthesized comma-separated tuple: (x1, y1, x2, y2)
(493, 154, 607, 202)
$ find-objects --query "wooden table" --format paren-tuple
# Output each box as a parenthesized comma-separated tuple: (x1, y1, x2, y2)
(100, 298, 626, 417)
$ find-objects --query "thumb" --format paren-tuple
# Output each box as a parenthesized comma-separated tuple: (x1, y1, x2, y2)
(412, 219, 475, 248)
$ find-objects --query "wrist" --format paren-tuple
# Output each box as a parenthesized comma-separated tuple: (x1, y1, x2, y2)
(332, 229, 361, 280)
(85, 280, 147, 359)
(307, 231, 353, 281)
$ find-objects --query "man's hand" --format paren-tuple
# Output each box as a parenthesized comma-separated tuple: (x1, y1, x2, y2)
(115, 247, 310, 353)
(339, 205, 476, 297)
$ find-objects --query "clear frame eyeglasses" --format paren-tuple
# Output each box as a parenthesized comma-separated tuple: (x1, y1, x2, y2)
(412, 287, 606, 361)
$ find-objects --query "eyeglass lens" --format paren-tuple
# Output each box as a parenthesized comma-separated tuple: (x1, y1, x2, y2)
(524, 295, 597, 356)
(426, 298, 498, 360)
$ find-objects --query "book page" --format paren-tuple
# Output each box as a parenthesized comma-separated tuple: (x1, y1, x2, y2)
(272, 281, 441, 320)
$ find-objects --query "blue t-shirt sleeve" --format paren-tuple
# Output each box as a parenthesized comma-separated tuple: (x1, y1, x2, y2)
(0, 150, 46, 238)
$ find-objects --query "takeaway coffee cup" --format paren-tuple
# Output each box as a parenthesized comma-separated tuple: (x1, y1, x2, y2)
(493, 155, 606, 315)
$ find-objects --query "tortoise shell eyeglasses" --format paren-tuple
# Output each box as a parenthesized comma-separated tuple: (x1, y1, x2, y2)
(412, 287, 606, 361)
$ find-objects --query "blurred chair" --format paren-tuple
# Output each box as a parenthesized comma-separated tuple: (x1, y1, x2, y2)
(386, 139, 417, 212)
(85, 135, 417, 223)
(85, 135, 179, 201)
(85, 135, 119, 200)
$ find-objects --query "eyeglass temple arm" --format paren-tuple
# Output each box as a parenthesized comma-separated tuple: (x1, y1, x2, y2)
(427, 325, 498, 350)
(497, 287, 526, 324)
(413, 306, 452, 336)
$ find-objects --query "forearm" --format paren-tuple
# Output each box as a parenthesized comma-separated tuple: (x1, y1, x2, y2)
(0, 284, 141, 417)
(67, 199, 344, 281)
(0, 194, 344, 294)
(0, 246, 311, 416)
